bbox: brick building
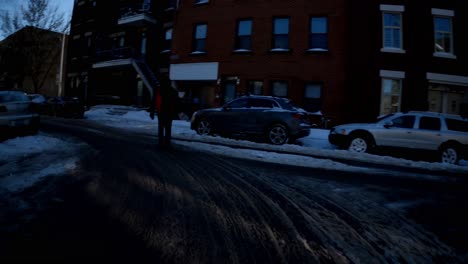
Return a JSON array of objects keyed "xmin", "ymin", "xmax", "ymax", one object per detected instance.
[
  {"xmin": 0, "ymin": 26, "xmax": 67, "ymax": 97},
  {"xmin": 66, "ymin": 0, "xmax": 175, "ymax": 107},
  {"xmin": 170, "ymin": 0, "xmax": 348, "ymax": 123},
  {"xmin": 66, "ymin": 0, "xmax": 468, "ymax": 124},
  {"xmin": 347, "ymin": 0, "xmax": 468, "ymax": 122}
]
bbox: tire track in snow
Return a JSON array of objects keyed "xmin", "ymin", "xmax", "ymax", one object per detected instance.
[{"xmin": 78, "ymin": 140, "xmax": 461, "ymax": 263}]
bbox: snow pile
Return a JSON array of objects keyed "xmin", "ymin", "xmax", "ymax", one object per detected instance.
[
  {"xmin": 85, "ymin": 105, "xmax": 152, "ymax": 124},
  {"xmin": 0, "ymin": 134, "xmax": 87, "ymax": 193},
  {"xmin": 84, "ymin": 105, "xmax": 468, "ymax": 173},
  {"xmin": 85, "ymin": 105, "xmax": 191, "ymax": 132},
  {"xmin": 0, "ymin": 135, "xmax": 71, "ymax": 161}
]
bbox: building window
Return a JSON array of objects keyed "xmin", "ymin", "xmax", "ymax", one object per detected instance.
[
  {"xmin": 247, "ymin": 81, "xmax": 263, "ymax": 95},
  {"xmin": 192, "ymin": 24, "xmax": 207, "ymax": 53},
  {"xmin": 235, "ymin": 19, "xmax": 252, "ymax": 51},
  {"xmin": 434, "ymin": 16, "xmax": 454, "ymax": 55},
  {"xmin": 272, "ymin": 18, "xmax": 289, "ymax": 50},
  {"xmin": 223, "ymin": 81, "xmax": 238, "ymax": 104},
  {"xmin": 271, "ymin": 81, "xmax": 288, "ymax": 97},
  {"xmin": 309, "ymin": 17, "xmax": 328, "ymax": 51},
  {"xmin": 86, "ymin": 36, "xmax": 92, "ymax": 48},
  {"xmin": 382, "ymin": 12, "xmax": 403, "ymax": 50},
  {"xmin": 428, "ymin": 83, "xmax": 466, "ymax": 115},
  {"xmin": 304, "ymin": 83, "xmax": 322, "ymax": 112},
  {"xmin": 380, "ymin": 78, "xmax": 402, "ymax": 115},
  {"xmin": 164, "ymin": 28, "xmax": 172, "ymax": 51},
  {"xmin": 83, "ymin": 34, "xmax": 92, "ymax": 56},
  {"xmin": 142, "ymin": 0, "xmax": 151, "ymax": 10}
]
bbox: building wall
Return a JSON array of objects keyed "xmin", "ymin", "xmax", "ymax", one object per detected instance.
[
  {"xmin": 0, "ymin": 27, "xmax": 66, "ymax": 97},
  {"xmin": 66, "ymin": 0, "xmax": 170, "ymax": 106},
  {"xmin": 348, "ymin": 0, "xmax": 468, "ymax": 122},
  {"xmin": 171, "ymin": 0, "xmax": 349, "ymax": 123},
  {"xmin": 65, "ymin": 0, "xmax": 468, "ymax": 123}
]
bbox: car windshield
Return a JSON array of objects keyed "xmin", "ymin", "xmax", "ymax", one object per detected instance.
[
  {"xmin": 277, "ymin": 99, "xmax": 303, "ymax": 111},
  {"xmin": 226, "ymin": 98, "xmax": 248, "ymax": 108},
  {"xmin": 376, "ymin": 113, "xmax": 394, "ymax": 122},
  {"xmin": 0, "ymin": 92, "xmax": 28, "ymax": 103}
]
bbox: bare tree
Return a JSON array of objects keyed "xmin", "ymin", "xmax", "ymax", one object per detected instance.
[
  {"xmin": 0, "ymin": 0, "xmax": 70, "ymax": 94},
  {"xmin": 1, "ymin": 0, "xmax": 69, "ymax": 38}
]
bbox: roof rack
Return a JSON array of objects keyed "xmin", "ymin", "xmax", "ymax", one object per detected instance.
[{"xmin": 407, "ymin": 111, "xmax": 463, "ymax": 119}]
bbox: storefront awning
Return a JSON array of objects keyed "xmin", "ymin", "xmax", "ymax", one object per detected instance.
[
  {"xmin": 427, "ymin": 73, "xmax": 468, "ymax": 87},
  {"xmin": 170, "ymin": 62, "xmax": 219, "ymax": 81}
]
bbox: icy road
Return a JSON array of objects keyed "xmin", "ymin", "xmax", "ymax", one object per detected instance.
[{"xmin": 1, "ymin": 119, "xmax": 467, "ymax": 263}]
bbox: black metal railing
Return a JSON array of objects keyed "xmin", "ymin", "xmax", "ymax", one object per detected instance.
[
  {"xmin": 95, "ymin": 47, "xmax": 136, "ymax": 62},
  {"xmin": 119, "ymin": 3, "xmax": 152, "ymax": 19},
  {"xmin": 133, "ymin": 59, "xmax": 160, "ymax": 88}
]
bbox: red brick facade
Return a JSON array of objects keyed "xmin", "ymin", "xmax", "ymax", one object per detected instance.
[
  {"xmin": 66, "ymin": 0, "xmax": 468, "ymax": 124},
  {"xmin": 170, "ymin": 0, "xmax": 349, "ymax": 124}
]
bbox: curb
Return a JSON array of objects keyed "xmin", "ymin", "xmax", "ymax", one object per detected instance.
[{"xmin": 41, "ymin": 117, "xmax": 468, "ymax": 178}]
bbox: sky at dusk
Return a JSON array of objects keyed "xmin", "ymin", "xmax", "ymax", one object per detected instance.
[
  {"xmin": 0, "ymin": 0, "xmax": 74, "ymax": 38},
  {"xmin": 0, "ymin": 0, "xmax": 74, "ymax": 19}
]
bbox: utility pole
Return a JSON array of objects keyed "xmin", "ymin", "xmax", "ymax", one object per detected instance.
[{"xmin": 58, "ymin": 33, "xmax": 66, "ymax": 96}]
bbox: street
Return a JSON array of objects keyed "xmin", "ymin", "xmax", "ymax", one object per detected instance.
[{"xmin": 1, "ymin": 120, "xmax": 468, "ymax": 263}]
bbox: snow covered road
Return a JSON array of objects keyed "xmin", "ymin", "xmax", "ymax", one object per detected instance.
[
  {"xmin": 1, "ymin": 115, "xmax": 468, "ymax": 262},
  {"xmin": 45, "ymin": 126, "xmax": 468, "ymax": 262}
]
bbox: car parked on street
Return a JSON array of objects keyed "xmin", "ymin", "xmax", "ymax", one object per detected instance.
[
  {"xmin": 190, "ymin": 95, "xmax": 311, "ymax": 145},
  {"xmin": 0, "ymin": 91, "xmax": 40, "ymax": 139},
  {"xmin": 27, "ymin": 93, "xmax": 48, "ymax": 114},
  {"xmin": 328, "ymin": 111, "xmax": 468, "ymax": 164},
  {"xmin": 46, "ymin": 96, "xmax": 85, "ymax": 118}
]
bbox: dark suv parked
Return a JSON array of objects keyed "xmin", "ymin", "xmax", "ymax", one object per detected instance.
[
  {"xmin": 190, "ymin": 95, "xmax": 311, "ymax": 145},
  {"xmin": 46, "ymin": 96, "xmax": 85, "ymax": 118}
]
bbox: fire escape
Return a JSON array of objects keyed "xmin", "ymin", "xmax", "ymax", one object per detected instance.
[{"xmin": 92, "ymin": 0, "xmax": 164, "ymax": 100}]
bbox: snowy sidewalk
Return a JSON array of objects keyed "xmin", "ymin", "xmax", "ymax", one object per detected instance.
[
  {"xmin": 81, "ymin": 105, "xmax": 468, "ymax": 176},
  {"xmin": 2, "ymin": 103, "xmax": 467, "ymax": 197}
]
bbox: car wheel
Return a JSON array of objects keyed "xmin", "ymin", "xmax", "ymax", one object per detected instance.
[
  {"xmin": 267, "ymin": 124, "xmax": 289, "ymax": 145},
  {"xmin": 348, "ymin": 136, "xmax": 371, "ymax": 153},
  {"xmin": 27, "ymin": 117, "xmax": 40, "ymax": 135},
  {"xmin": 197, "ymin": 120, "xmax": 212, "ymax": 135},
  {"xmin": 440, "ymin": 145, "xmax": 459, "ymax": 165}
]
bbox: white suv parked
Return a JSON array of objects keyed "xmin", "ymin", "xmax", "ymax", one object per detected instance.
[{"xmin": 328, "ymin": 112, "xmax": 468, "ymax": 164}]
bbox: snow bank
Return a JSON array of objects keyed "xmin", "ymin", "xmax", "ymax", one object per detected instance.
[
  {"xmin": 0, "ymin": 134, "xmax": 87, "ymax": 193},
  {"xmin": 84, "ymin": 105, "xmax": 468, "ymax": 173},
  {"xmin": 0, "ymin": 135, "xmax": 73, "ymax": 161}
]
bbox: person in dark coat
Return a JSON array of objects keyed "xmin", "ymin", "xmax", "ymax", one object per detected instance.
[{"xmin": 149, "ymin": 76, "xmax": 178, "ymax": 147}]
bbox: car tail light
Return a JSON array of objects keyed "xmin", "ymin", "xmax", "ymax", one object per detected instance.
[
  {"xmin": 0, "ymin": 105, "xmax": 6, "ymax": 113},
  {"xmin": 292, "ymin": 113, "xmax": 302, "ymax": 120}
]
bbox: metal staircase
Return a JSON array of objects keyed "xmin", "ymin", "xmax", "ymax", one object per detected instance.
[
  {"xmin": 131, "ymin": 59, "xmax": 160, "ymax": 99},
  {"xmin": 93, "ymin": 47, "xmax": 160, "ymax": 101}
]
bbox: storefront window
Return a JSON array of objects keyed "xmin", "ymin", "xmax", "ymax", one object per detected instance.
[
  {"xmin": 271, "ymin": 81, "xmax": 288, "ymax": 97},
  {"xmin": 380, "ymin": 78, "xmax": 401, "ymax": 115}
]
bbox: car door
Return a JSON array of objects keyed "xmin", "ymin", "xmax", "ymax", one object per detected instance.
[
  {"xmin": 378, "ymin": 115, "xmax": 416, "ymax": 148},
  {"xmin": 247, "ymin": 98, "xmax": 276, "ymax": 133},
  {"xmin": 216, "ymin": 98, "xmax": 249, "ymax": 134},
  {"xmin": 413, "ymin": 116, "xmax": 443, "ymax": 150}
]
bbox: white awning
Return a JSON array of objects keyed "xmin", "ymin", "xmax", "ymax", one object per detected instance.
[
  {"xmin": 427, "ymin": 72, "xmax": 468, "ymax": 87},
  {"xmin": 170, "ymin": 62, "xmax": 219, "ymax": 81}
]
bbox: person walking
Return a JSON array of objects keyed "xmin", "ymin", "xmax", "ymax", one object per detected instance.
[{"xmin": 149, "ymin": 76, "xmax": 178, "ymax": 148}]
